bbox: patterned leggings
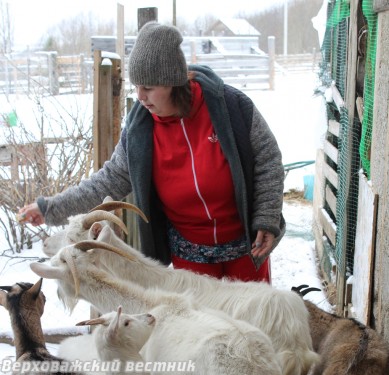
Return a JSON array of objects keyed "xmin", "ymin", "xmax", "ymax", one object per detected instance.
[{"xmin": 171, "ymin": 254, "xmax": 271, "ymax": 283}]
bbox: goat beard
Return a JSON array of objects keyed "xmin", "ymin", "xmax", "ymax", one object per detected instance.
[{"xmin": 57, "ymin": 283, "xmax": 78, "ymax": 313}]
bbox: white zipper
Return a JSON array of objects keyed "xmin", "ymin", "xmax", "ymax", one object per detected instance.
[{"xmin": 180, "ymin": 118, "xmax": 218, "ymax": 244}]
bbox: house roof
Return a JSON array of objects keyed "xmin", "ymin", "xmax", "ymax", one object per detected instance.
[{"xmin": 215, "ymin": 18, "xmax": 260, "ymax": 36}]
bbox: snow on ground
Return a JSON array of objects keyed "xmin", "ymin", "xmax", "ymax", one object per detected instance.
[{"xmin": 0, "ymin": 70, "xmax": 331, "ymax": 362}]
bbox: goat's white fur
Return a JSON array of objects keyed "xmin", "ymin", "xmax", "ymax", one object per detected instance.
[
  {"xmin": 42, "ymin": 196, "xmax": 145, "ymax": 258},
  {"xmin": 74, "ymin": 224, "xmax": 318, "ymax": 375},
  {"xmin": 58, "ymin": 306, "xmax": 155, "ymax": 375},
  {"xmin": 42, "ymin": 213, "xmax": 94, "ymax": 258},
  {"xmin": 31, "ymin": 246, "xmax": 283, "ymax": 375}
]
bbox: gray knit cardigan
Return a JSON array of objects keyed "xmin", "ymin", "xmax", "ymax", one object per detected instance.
[{"xmin": 38, "ymin": 64, "xmax": 285, "ymax": 268}]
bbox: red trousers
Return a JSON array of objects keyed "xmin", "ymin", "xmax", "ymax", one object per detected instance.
[{"xmin": 171, "ymin": 254, "xmax": 271, "ymax": 283}]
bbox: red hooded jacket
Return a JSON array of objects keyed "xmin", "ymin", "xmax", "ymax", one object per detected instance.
[{"xmin": 152, "ymin": 81, "xmax": 244, "ymax": 245}]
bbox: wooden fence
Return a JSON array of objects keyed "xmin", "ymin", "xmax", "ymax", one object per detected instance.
[
  {"xmin": 0, "ymin": 52, "xmax": 93, "ymax": 95},
  {"xmin": 1, "ymin": 48, "xmax": 319, "ymax": 96}
]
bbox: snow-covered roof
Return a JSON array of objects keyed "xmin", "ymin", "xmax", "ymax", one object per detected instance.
[{"xmin": 217, "ymin": 18, "xmax": 260, "ymax": 36}]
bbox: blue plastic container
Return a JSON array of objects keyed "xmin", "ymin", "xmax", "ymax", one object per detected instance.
[{"xmin": 303, "ymin": 175, "xmax": 314, "ymax": 201}]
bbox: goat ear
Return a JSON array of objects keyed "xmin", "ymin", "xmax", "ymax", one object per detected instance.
[
  {"xmin": 0, "ymin": 290, "xmax": 7, "ymax": 307},
  {"xmin": 97, "ymin": 225, "xmax": 112, "ymax": 242},
  {"xmin": 28, "ymin": 278, "xmax": 43, "ymax": 299},
  {"xmin": 90, "ymin": 222, "xmax": 103, "ymax": 240},
  {"xmin": 30, "ymin": 263, "xmax": 64, "ymax": 280}
]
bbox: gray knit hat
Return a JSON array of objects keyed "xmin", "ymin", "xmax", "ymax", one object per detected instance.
[{"xmin": 128, "ymin": 22, "xmax": 188, "ymax": 86}]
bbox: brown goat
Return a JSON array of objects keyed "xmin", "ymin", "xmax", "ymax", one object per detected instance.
[
  {"xmin": 292, "ymin": 285, "xmax": 389, "ymax": 375},
  {"xmin": 0, "ymin": 278, "xmax": 76, "ymax": 374}
]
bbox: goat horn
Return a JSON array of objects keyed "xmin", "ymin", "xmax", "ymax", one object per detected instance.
[
  {"xmin": 294, "ymin": 284, "xmax": 310, "ymax": 291},
  {"xmin": 76, "ymin": 317, "xmax": 106, "ymax": 326},
  {"xmin": 291, "ymin": 284, "xmax": 322, "ymax": 296},
  {"xmin": 109, "ymin": 305, "xmax": 122, "ymax": 338},
  {"xmin": 82, "ymin": 210, "xmax": 129, "ymax": 235},
  {"xmin": 299, "ymin": 287, "xmax": 322, "ymax": 296},
  {"xmin": 63, "ymin": 250, "xmax": 80, "ymax": 299},
  {"xmin": 74, "ymin": 240, "xmax": 137, "ymax": 262},
  {"xmin": 90, "ymin": 201, "xmax": 149, "ymax": 223},
  {"xmin": 291, "ymin": 284, "xmax": 309, "ymax": 296}
]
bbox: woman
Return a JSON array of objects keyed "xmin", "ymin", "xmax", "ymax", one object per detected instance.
[{"xmin": 19, "ymin": 21, "xmax": 285, "ymax": 283}]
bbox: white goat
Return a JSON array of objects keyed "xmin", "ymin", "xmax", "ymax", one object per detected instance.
[
  {"xmin": 58, "ymin": 306, "xmax": 155, "ymax": 375},
  {"xmin": 292, "ymin": 285, "xmax": 389, "ymax": 375},
  {"xmin": 42, "ymin": 197, "xmax": 148, "ymax": 257},
  {"xmin": 0, "ymin": 278, "xmax": 76, "ymax": 374},
  {"xmin": 31, "ymin": 245, "xmax": 283, "ymax": 375},
  {"xmin": 63, "ymin": 223, "xmax": 319, "ymax": 375}
]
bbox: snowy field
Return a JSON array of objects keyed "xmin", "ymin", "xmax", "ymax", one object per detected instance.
[{"xmin": 0, "ymin": 70, "xmax": 331, "ymax": 363}]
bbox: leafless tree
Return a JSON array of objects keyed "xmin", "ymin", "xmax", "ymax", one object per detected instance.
[
  {"xmin": 0, "ymin": 0, "xmax": 13, "ymax": 53},
  {"xmin": 0, "ymin": 92, "xmax": 93, "ymax": 252},
  {"xmin": 41, "ymin": 12, "xmax": 117, "ymax": 56},
  {"xmin": 247, "ymin": 0, "xmax": 322, "ymax": 54}
]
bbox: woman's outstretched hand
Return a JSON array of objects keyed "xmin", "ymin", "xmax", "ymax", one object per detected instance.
[{"xmin": 17, "ymin": 203, "xmax": 45, "ymax": 226}]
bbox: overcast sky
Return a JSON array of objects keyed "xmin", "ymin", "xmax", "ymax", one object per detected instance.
[{"xmin": 8, "ymin": 0, "xmax": 285, "ymax": 48}]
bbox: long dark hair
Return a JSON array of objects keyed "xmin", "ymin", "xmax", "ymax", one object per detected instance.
[{"xmin": 171, "ymin": 71, "xmax": 196, "ymax": 117}]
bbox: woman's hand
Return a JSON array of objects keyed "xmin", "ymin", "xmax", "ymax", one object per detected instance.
[
  {"xmin": 17, "ymin": 203, "xmax": 45, "ymax": 226},
  {"xmin": 251, "ymin": 230, "xmax": 275, "ymax": 258}
]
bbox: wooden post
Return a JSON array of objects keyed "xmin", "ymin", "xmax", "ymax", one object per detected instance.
[
  {"xmin": 117, "ymin": 3, "xmax": 125, "ymax": 118},
  {"xmin": 374, "ymin": 0, "xmax": 389, "ymax": 11},
  {"xmin": 268, "ymin": 36, "xmax": 275, "ymax": 90},
  {"xmin": 312, "ymin": 47, "xmax": 317, "ymax": 71},
  {"xmin": 172, "ymin": 0, "xmax": 176, "ymax": 26},
  {"xmin": 190, "ymin": 40, "xmax": 197, "ymax": 64},
  {"xmin": 112, "ymin": 58, "xmax": 122, "ymax": 147},
  {"xmin": 79, "ymin": 53, "xmax": 85, "ymax": 94},
  {"xmin": 4, "ymin": 57, "xmax": 10, "ymax": 98},
  {"xmin": 92, "ymin": 51, "xmax": 122, "ymax": 171},
  {"xmin": 334, "ymin": 0, "xmax": 360, "ymax": 316},
  {"xmin": 91, "ymin": 50, "xmax": 122, "ymax": 325},
  {"xmin": 137, "ymin": 7, "xmax": 158, "ymax": 30},
  {"xmin": 93, "ymin": 54, "xmax": 112, "ymax": 170},
  {"xmin": 122, "ymin": 97, "xmax": 141, "ymax": 250},
  {"xmin": 27, "ymin": 48, "xmax": 31, "ymax": 94},
  {"xmin": 47, "ymin": 52, "xmax": 59, "ymax": 96}
]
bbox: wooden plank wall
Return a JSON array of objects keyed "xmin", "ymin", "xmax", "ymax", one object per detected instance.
[
  {"xmin": 370, "ymin": 2, "xmax": 389, "ymax": 342},
  {"xmin": 312, "ymin": 120, "xmax": 339, "ymax": 284},
  {"xmin": 374, "ymin": 0, "xmax": 389, "ymax": 11},
  {"xmin": 351, "ymin": 171, "xmax": 377, "ymax": 325},
  {"xmin": 313, "ymin": 0, "xmax": 360, "ymax": 315}
]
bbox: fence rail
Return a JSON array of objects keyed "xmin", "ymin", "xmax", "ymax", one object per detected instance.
[
  {"xmin": 0, "ymin": 52, "xmax": 93, "ymax": 96},
  {"xmin": 0, "ymin": 49, "xmax": 319, "ymax": 96}
]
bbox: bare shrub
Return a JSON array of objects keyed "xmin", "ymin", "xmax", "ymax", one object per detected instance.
[{"xmin": 0, "ymin": 91, "xmax": 93, "ymax": 252}]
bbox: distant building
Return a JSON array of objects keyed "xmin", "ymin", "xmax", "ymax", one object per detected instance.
[
  {"xmin": 204, "ymin": 18, "xmax": 261, "ymax": 37},
  {"xmin": 91, "ymin": 36, "xmax": 136, "ymax": 56}
]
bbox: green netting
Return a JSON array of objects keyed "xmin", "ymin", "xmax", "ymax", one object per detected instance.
[
  {"xmin": 326, "ymin": 0, "xmax": 350, "ymax": 27},
  {"xmin": 318, "ymin": 0, "xmax": 374, "ymax": 278},
  {"xmin": 359, "ymin": 0, "xmax": 377, "ymax": 178},
  {"xmin": 335, "ymin": 107, "xmax": 360, "ymax": 275}
]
